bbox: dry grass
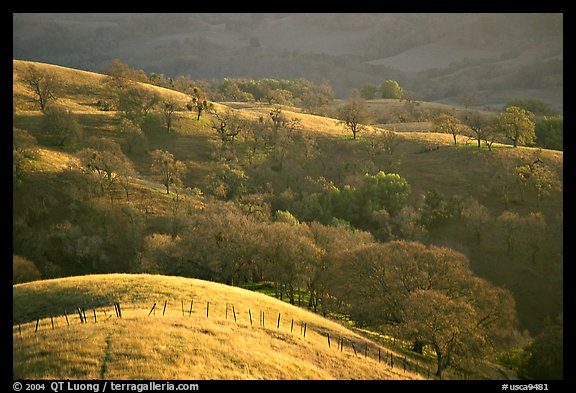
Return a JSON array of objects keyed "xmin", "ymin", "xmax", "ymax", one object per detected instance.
[
  {"xmin": 12, "ymin": 59, "xmax": 563, "ymax": 356},
  {"xmin": 13, "ymin": 274, "xmax": 424, "ymax": 380}
]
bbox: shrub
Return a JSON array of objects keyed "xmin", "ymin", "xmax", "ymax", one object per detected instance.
[{"xmin": 13, "ymin": 255, "xmax": 42, "ymax": 284}]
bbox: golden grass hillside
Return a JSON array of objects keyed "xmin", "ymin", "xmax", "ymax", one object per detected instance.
[
  {"xmin": 13, "ymin": 59, "xmax": 563, "ymax": 336},
  {"xmin": 13, "ymin": 274, "xmax": 424, "ymax": 380}
]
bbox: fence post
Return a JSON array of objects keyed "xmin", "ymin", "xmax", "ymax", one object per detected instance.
[
  {"xmin": 225, "ymin": 303, "xmax": 228, "ymax": 320},
  {"xmin": 364, "ymin": 342, "xmax": 368, "ymax": 358},
  {"xmin": 277, "ymin": 313, "xmax": 281, "ymax": 329},
  {"xmin": 327, "ymin": 333, "xmax": 331, "ymax": 348},
  {"xmin": 78, "ymin": 308, "xmax": 84, "ymax": 323},
  {"xmin": 148, "ymin": 303, "xmax": 157, "ymax": 316},
  {"xmin": 116, "ymin": 303, "xmax": 122, "ymax": 318},
  {"xmin": 162, "ymin": 300, "xmax": 167, "ymax": 316},
  {"xmin": 351, "ymin": 342, "xmax": 357, "ymax": 357},
  {"xmin": 303, "ymin": 323, "xmax": 307, "ymax": 338},
  {"xmin": 290, "ymin": 319, "xmax": 294, "ymax": 333},
  {"xmin": 51, "ymin": 315, "xmax": 55, "ymax": 329},
  {"xmin": 93, "ymin": 309, "xmax": 97, "ymax": 323},
  {"xmin": 232, "ymin": 305, "xmax": 237, "ymax": 323},
  {"xmin": 189, "ymin": 300, "xmax": 193, "ymax": 316},
  {"xmin": 206, "ymin": 302, "xmax": 210, "ymax": 318},
  {"xmin": 64, "ymin": 311, "xmax": 69, "ymax": 327},
  {"xmin": 378, "ymin": 347, "xmax": 381, "ymax": 363},
  {"xmin": 35, "ymin": 318, "xmax": 39, "ymax": 332},
  {"xmin": 248, "ymin": 309, "xmax": 253, "ymax": 325}
]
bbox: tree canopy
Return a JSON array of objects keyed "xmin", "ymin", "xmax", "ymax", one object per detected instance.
[
  {"xmin": 496, "ymin": 106, "xmax": 536, "ymax": 147},
  {"xmin": 327, "ymin": 240, "xmax": 519, "ymax": 378},
  {"xmin": 380, "ymin": 80, "xmax": 403, "ymax": 99}
]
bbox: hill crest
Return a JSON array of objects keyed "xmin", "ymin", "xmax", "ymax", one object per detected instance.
[{"xmin": 13, "ymin": 273, "xmax": 423, "ymax": 380}]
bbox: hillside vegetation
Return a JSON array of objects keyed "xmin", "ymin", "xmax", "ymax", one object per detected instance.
[
  {"xmin": 13, "ymin": 274, "xmax": 424, "ymax": 380},
  {"xmin": 13, "ymin": 60, "xmax": 563, "ymax": 379}
]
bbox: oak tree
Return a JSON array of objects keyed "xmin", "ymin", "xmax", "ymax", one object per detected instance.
[
  {"xmin": 496, "ymin": 106, "xmax": 536, "ymax": 147},
  {"xmin": 21, "ymin": 64, "xmax": 59, "ymax": 112},
  {"xmin": 434, "ymin": 112, "xmax": 463, "ymax": 145},
  {"xmin": 328, "ymin": 240, "xmax": 519, "ymax": 378},
  {"xmin": 150, "ymin": 149, "xmax": 187, "ymax": 195},
  {"xmin": 336, "ymin": 93, "xmax": 368, "ymax": 140}
]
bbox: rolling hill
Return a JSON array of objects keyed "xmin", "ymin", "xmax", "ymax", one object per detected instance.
[
  {"xmin": 12, "ymin": 59, "xmax": 563, "ymax": 379},
  {"xmin": 13, "ymin": 274, "xmax": 424, "ymax": 380},
  {"xmin": 13, "ymin": 13, "xmax": 563, "ymax": 111}
]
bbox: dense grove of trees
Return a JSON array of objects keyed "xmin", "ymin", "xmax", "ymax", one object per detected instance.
[
  {"xmin": 12, "ymin": 60, "xmax": 563, "ymax": 379},
  {"xmin": 328, "ymin": 241, "xmax": 518, "ymax": 378}
]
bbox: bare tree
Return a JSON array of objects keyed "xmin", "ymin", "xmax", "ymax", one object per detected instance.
[
  {"xmin": 150, "ymin": 149, "xmax": 187, "ymax": 195},
  {"xmin": 433, "ymin": 112, "xmax": 463, "ymax": 145},
  {"xmin": 187, "ymin": 87, "xmax": 212, "ymax": 121},
  {"xmin": 21, "ymin": 64, "xmax": 59, "ymax": 112},
  {"xmin": 78, "ymin": 137, "xmax": 136, "ymax": 203},
  {"xmin": 336, "ymin": 93, "xmax": 369, "ymax": 140},
  {"xmin": 161, "ymin": 100, "xmax": 178, "ymax": 133},
  {"xmin": 464, "ymin": 111, "xmax": 493, "ymax": 149}
]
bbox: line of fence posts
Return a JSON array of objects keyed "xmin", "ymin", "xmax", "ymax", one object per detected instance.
[
  {"xmin": 28, "ymin": 302, "xmax": 121, "ymax": 333},
  {"xmin": 16, "ymin": 297, "xmax": 437, "ymax": 380}
]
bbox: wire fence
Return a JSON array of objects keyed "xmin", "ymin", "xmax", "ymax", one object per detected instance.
[{"xmin": 13, "ymin": 296, "xmax": 438, "ymax": 379}]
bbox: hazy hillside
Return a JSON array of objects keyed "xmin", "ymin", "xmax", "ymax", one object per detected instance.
[{"xmin": 13, "ymin": 13, "xmax": 563, "ymax": 110}]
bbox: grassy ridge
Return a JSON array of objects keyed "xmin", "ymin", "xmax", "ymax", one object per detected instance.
[
  {"xmin": 13, "ymin": 274, "xmax": 424, "ymax": 380},
  {"xmin": 12, "ymin": 59, "xmax": 563, "ymax": 336}
]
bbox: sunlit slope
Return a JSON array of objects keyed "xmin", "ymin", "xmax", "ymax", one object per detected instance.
[
  {"xmin": 13, "ymin": 274, "xmax": 422, "ymax": 380},
  {"xmin": 13, "ymin": 60, "xmax": 191, "ymax": 112},
  {"xmin": 12, "ymin": 60, "xmax": 563, "ymax": 335}
]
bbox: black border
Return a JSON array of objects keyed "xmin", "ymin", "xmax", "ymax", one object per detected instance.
[{"xmin": 9, "ymin": 9, "xmax": 571, "ymax": 391}]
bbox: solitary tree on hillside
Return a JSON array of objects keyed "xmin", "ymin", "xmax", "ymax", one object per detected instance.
[
  {"xmin": 433, "ymin": 112, "xmax": 463, "ymax": 145},
  {"xmin": 336, "ymin": 93, "xmax": 369, "ymax": 140},
  {"xmin": 150, "ymin": 149, "xmax": 187, "ymax": 195},
  {"xmin": 380, "ymin": 80, "xmax": 403, "ymax": 99},
  {"xmin": 515, "ymin": 150, "xmax": 559, "ymax": 207},
  {"xmin": 464, "ymin": 111, "xmax": 494, "ymax": 149},
  {"xmin": 161, "ymin": 100, "xmax": 178, "ymax": 133},
  {"xmin": 496, "ymin": 106, "xmax": 536, "ymax": 148},
  {"xmin": 21, "ymin": 64, "xmax": 59, "ymax": 112},
  {"xmin": 187, "ymin": 87, "xmax": 212, "ymax": 121},
  {"xmin": 78, "ymin": 137, "xmax": 136, "ymax": 203}
]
